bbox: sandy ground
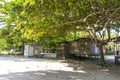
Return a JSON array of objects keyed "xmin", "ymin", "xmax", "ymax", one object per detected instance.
[{"xmin": 0, "ymin": 55, "xmax": 120, "ymax": 80}]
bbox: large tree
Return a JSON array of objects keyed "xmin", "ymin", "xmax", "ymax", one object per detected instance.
[
  {"xmin": 0, "ymin": 0, "xmax": 26, "ymax": 49},
  {"xmin": 2, "ymin": 0, "xmax": 120, "ymax": 66}
]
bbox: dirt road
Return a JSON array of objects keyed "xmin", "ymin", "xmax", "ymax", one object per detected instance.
[{"xmin": 0, "ymin": 55, "xmax": 120, "ymax": 80}]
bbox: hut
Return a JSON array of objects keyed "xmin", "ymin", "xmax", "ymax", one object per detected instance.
[
  {"xmin": 24, "ymin": 44, "xmax": 42, "ymax": 57},
  {"xmin": 56, "ymin": 38, "xmax": 99, "ymax": 58},
  {"xmin": 56, "ymin": 42, "xmax": 69, "ymax": 59}
]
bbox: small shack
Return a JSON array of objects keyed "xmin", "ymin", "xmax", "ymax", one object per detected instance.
[
  {"xmin": 56, "ymin": 38, "xmax": 99, "ymax": 58},
  {"xmin": 56, "ymin": 42, "xmax": 69, "ymax": 58},
  {"xmin": 24, "ymin": 44, "xmax": 42, "ymax": 57}
]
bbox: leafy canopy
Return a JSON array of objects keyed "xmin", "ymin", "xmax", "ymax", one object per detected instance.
[{"xmin": 1, "ymin": 0, "xmax": 120, "ymax": 49}]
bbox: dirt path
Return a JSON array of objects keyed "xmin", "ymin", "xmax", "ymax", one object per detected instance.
[{"xmin": 0, "ymin": 55, "xmax": 120, "ymax": 80}]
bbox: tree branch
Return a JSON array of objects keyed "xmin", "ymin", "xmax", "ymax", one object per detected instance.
[{"xmin": 83, "ymin": 7, "xmax": 120, "ymax": 22}]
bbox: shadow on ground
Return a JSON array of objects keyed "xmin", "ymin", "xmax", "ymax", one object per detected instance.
[
  {"xmin": 0, "ymin": 70, "xmax": 88, "ymax": 80},
  {"xmin": 0, "ymin": 55, "xmax": 120, "ymax": 80},
  {"xmin": 0, "ymin": 68, "xmax": 120, "ymax": 80}
]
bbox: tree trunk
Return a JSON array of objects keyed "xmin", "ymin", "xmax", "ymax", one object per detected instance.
[{"xmin": 98, "ymin": 43, "xmax": 106, "ymax": 67}]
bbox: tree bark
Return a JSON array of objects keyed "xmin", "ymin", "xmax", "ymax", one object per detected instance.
[{"xmin": 98, "ymin": 43, "xmax": 106, "ymax": 67}]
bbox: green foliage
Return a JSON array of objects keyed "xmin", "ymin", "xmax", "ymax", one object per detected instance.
[
  {"xmin": 1, "ymin": 0, "xmax": 120, "ymax": 51},
  {"xmin": 0, "ymin": 39, "xmax": 7, "ymax": 51}
]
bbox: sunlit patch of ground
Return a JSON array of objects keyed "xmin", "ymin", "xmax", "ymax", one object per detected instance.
[
  {"xmin": 0, "ymin": 55, "xmax": 119, "ymax": 80},
  {"xmin": 0, "ymin": 55, "xmax": 86, "ymax": 74}
]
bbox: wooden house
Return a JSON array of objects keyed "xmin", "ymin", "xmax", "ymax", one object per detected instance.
[{"xmin": 56, "ymin": 38, "xmax": 99, "ymax": 58}]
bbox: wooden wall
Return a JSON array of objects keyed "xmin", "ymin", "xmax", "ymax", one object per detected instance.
[{"xmin": 56, "ymin": 38, "xmax": 99, "ymax": 57}]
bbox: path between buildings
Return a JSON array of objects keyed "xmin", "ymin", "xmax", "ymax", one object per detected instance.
[{"xmin": 0, "ymin": 55, "xmax": 119, "ymax": 80}]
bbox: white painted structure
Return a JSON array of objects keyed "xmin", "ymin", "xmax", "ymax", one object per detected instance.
[
  {"xmin": 42, "ymin": 53, "xmax": 57, "ymax": 58},
  {"xmin": 90, "ymin": 44, "xmax": 99, "ymax": 55},
  {"xmin": 24, "ymin": 44, "xmax": 57, "ymax": 58},
  {"xmin": 24, "ymin": 44, "xmax": 42, "ymax": 57}
]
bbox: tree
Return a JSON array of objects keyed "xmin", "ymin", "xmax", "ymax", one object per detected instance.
[
  {"xmin": 0, "ymin": 0, "xmax": 27, "ymax": 50},
  {"xmin": 82, "ymin": 1, "xmax": 120, "ymax": 66},
  {"xmin": 2, "ymin": 0, "xmax": 120, "ymax": 66}
]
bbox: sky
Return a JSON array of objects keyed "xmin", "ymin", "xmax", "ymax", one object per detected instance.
[
  {"xmin": 0, "ymin": 22, "xmax": 6, "ymax": 28},
  {"xmin": 0, "ymin": 0, "xmax": 10, "ymax": 28},
  {"xmin": 6, "ymin": 0, "xmax": 11, "ymax": 2}
]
